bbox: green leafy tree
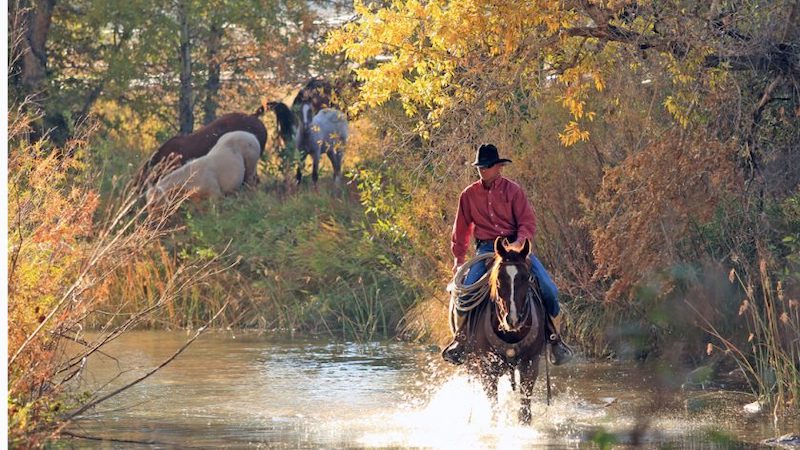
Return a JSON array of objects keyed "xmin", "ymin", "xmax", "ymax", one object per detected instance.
[{"xmin": 9, "ymin": 0, "xmax": 348, "ymax": 146}]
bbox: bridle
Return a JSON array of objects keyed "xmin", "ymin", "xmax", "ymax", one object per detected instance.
[{"xmin": 491, "ymin": 259, "xmax": 533, "ymax": 333}]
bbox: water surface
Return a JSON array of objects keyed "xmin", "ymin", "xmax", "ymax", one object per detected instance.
[{"xmin": 66, "ymin": 331, "xmax": 797, "ymax": 448}]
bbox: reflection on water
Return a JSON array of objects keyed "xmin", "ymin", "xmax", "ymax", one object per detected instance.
[{"xmin": 67, "ymin": 331, "xmax": 796, "ymax": 448}]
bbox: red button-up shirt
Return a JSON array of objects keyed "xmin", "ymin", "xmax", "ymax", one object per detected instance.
[{"xmin": 451, "ymin": 176, "xmax": 537, "ymax": 265}]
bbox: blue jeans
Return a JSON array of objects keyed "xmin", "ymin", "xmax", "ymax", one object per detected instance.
[{"xmin": 463, "ymin": 242, "xmax": 560, "ymax": 317}]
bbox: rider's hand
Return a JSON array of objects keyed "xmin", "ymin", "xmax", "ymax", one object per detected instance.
[
  {"xmin": 507, "ymin": 238, "xmax": 526, "ymax": 252},
  {"xmin": 452, "ymin": 259, "xmax": 463, "ymax": 276}
]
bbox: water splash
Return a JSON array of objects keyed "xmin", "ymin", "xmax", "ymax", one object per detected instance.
[{"xmin": 353, "ymin": 373, "xmax": 568, "ymax": 449}]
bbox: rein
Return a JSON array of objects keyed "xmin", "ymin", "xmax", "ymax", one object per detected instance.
[{"xmin": 514, "ymin": 289, "xmax": 532, "ymax": 326}]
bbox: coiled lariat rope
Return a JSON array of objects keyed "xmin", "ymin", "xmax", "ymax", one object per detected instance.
[{"xmin": 446, "ymin": 252, "xmax": 496, "ymax": 312}]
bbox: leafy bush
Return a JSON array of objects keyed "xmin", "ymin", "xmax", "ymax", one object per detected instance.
[{"xmin": 8, "ymin": 106, "xmax": 217, "ymax": 445}]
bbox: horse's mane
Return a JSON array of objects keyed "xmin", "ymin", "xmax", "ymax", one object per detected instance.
[
  {"xmin": 488, "ymin": 255, "xmax": 503, "ymax": 302},
  {"xmin": 268, "ymin": 101, "xmax": 296, "ymax": 140}
]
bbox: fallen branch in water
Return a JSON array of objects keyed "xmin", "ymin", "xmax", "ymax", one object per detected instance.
[
  {"xmin": 59, "ymin": 430, "xmax": 170, "ymax": 447},
  {"xmin": 54, "ymin": 302, "xmax": 230, "ymax": 435}
]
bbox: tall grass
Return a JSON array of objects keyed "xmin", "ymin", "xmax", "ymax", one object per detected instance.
[
  {"xmin": 7, "ymin": 103, "xmax": 223, "ymax": 445},
  {"xmin": 694, "ymin": 259, "xmax": 799, "ymax": 417},
  {"xmin": 88, "ymin": 241, "xmax": 238, "ymax": 330},
  {"xmin": 96, "ymin": 186, "xmax": 419, "ymax": 339}
]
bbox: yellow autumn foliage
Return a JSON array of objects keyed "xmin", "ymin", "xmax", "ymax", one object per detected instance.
[{"xmin": 325, "ymin": 0, "xmax": 672, "ymax": 144}]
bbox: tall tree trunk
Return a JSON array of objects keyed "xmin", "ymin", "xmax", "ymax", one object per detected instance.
[
  {"xmin": 178, "ymin": 0, "xmax": 194, "ymax": 135},
  {"xmin": 780, "ymin": 0, "xmax": 799, "ymax": 43},
  {"xmin": 203, "ymin": 16, "xmax": 223, "ymax": 125},
  {"xmin": 11, "ymin": 0, "xmax": 71, "ymax": 146},
  {"xmin": 16, "ymin": 0, "xmax": 56, "ymax": 96}
]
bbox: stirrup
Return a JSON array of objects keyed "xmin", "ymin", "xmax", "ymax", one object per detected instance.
[
  {"xmin": 548, "ymin": 335, "xmax": 574, "ymax": 366},
  {"xmin": 441, "ymin": 337, "xmax": 467, "ymax": 365}
]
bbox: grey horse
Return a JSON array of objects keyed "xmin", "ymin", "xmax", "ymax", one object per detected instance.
[{"xmin": 295, "ymin": 106, "xmax": 349, "ymax": 186}]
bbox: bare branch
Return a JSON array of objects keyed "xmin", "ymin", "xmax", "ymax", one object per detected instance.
[{"xmin": 59, "ymin": 302, "xmax": 229, "ymax": 424}]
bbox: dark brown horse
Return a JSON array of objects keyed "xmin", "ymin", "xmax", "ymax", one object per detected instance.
[
  {"xmin": 291, "ymin": 77, "xmax": 333, "ymax": 125},
  {"xmin": 454, "ymin": 237, "xmax": 547, "ymax": 424},
  {"xmin": 140, "ymin": 109, "xmax": 268, "ymax": 185}
]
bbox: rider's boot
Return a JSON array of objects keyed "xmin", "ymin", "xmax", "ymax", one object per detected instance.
[
  {"xmin": 441, "ymin": 311, "xmax": 468, "ymax": 365},
  {"xmin": 547, "ymin": 315, "xmax": 574, "ymax": 366}
]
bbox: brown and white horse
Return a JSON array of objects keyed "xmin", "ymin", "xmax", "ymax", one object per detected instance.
[
  {"xmin": 267, "ymin": 97, "xmax": 349, "ymax": 187},
  {"xmin": 452, "ymin": 237, "xmax": 547, "ymax": 424},
  {"xmin": 145, "ymin": 131, "xmax": 261, "ymax": 207},
  {"xmin": 139, "ymin": 110, "xmax": 267, "ymax": 187},
  {"xmin": 264, "ymin": 78, "xmax": 352, "ymax": 187}
]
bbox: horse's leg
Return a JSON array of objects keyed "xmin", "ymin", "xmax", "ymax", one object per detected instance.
[
  {"xmin": 328, "ymin": 148, "xmax": 344, "ymax": 187},
  {"xmin": 517, "ymin": 358, "xmax": 540, "ymax": 425},
  {"xmin": 334, "ymin": 148, "xmax": 344, "ymax": 184},
  {"xmin": 239, "ymin": 156, "xmax": 255, "ymax": 189},
  {"xmin": 478, "ymin": 359, "xmax": 500, "ymax": 408},
  {"xmin": 243, "ymin": 158, "xmax": 257, "ymax": 187},
  {"xmin": 206, "ymin": 181, "xmax": 223, "ymax": 200},
  {"xmin": 336, "ymin": 151, "xmax": 344, "ymax": 185},
  {"xmin": 296, "ymin": 152, "xmax": 306, "ymax": 185},
  {"xmin": 311, "ymin": 146, "xmax": 321, "ymax": 188}
]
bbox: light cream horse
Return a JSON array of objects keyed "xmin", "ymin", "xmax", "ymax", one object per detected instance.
[{"xmin": 146, "ymin": 131, "xmax": 260, "ymax": 206}]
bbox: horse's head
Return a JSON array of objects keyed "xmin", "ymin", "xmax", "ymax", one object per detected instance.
[
  {"xmin": 489, "ymin": 237, "xmax": 532, "ymax": 332},
  {"xmin": 293, "ymin": 78, "xmax": 333, "ymax": 112},
  {"xmin": 299, "ymin": 102, "xmax": 314, "ymax": 130},
  {"xmin": 294, "ymin": 102, "xmax": 319, "ymax": 152}
]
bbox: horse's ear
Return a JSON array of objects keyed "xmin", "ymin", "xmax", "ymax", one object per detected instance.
[
  {"xmin": 494, "ymin": 236, "xmax": 508, "ymax": 258},
  {"xmin": 522, "ymin": 239, "xmax": 531, "ymax": 257}
]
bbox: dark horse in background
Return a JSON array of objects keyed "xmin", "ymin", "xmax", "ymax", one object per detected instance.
[
  {"xmin": 137, "ymin": 109, "xmax": 268, "ymax": 187},
  {"xmin": 292, "ymin": 77, "xmax": 334, "ymax": 125},
  {"xmin": 450, "ymin": 237, "xmax": 547, "ymax": 424}
]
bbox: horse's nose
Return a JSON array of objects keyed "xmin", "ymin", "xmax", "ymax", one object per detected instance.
[{"xmin": 507, "ymin": 312, "xmax": 518, "ymax": 327}]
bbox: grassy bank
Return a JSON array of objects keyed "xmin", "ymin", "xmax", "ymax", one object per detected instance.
[{"xmin": 95, "ymin": 185, "xmax": 419, "ymax": 340}]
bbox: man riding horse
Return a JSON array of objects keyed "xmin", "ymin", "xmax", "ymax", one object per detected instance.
[{"xmin": 442, "ymin": 143, "xmax": 573, "ymax": 366}]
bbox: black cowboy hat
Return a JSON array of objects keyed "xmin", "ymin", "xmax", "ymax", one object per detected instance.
[{"xmin": 472, "ymin": 143, "xmax": 512, "ymax": 168}]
